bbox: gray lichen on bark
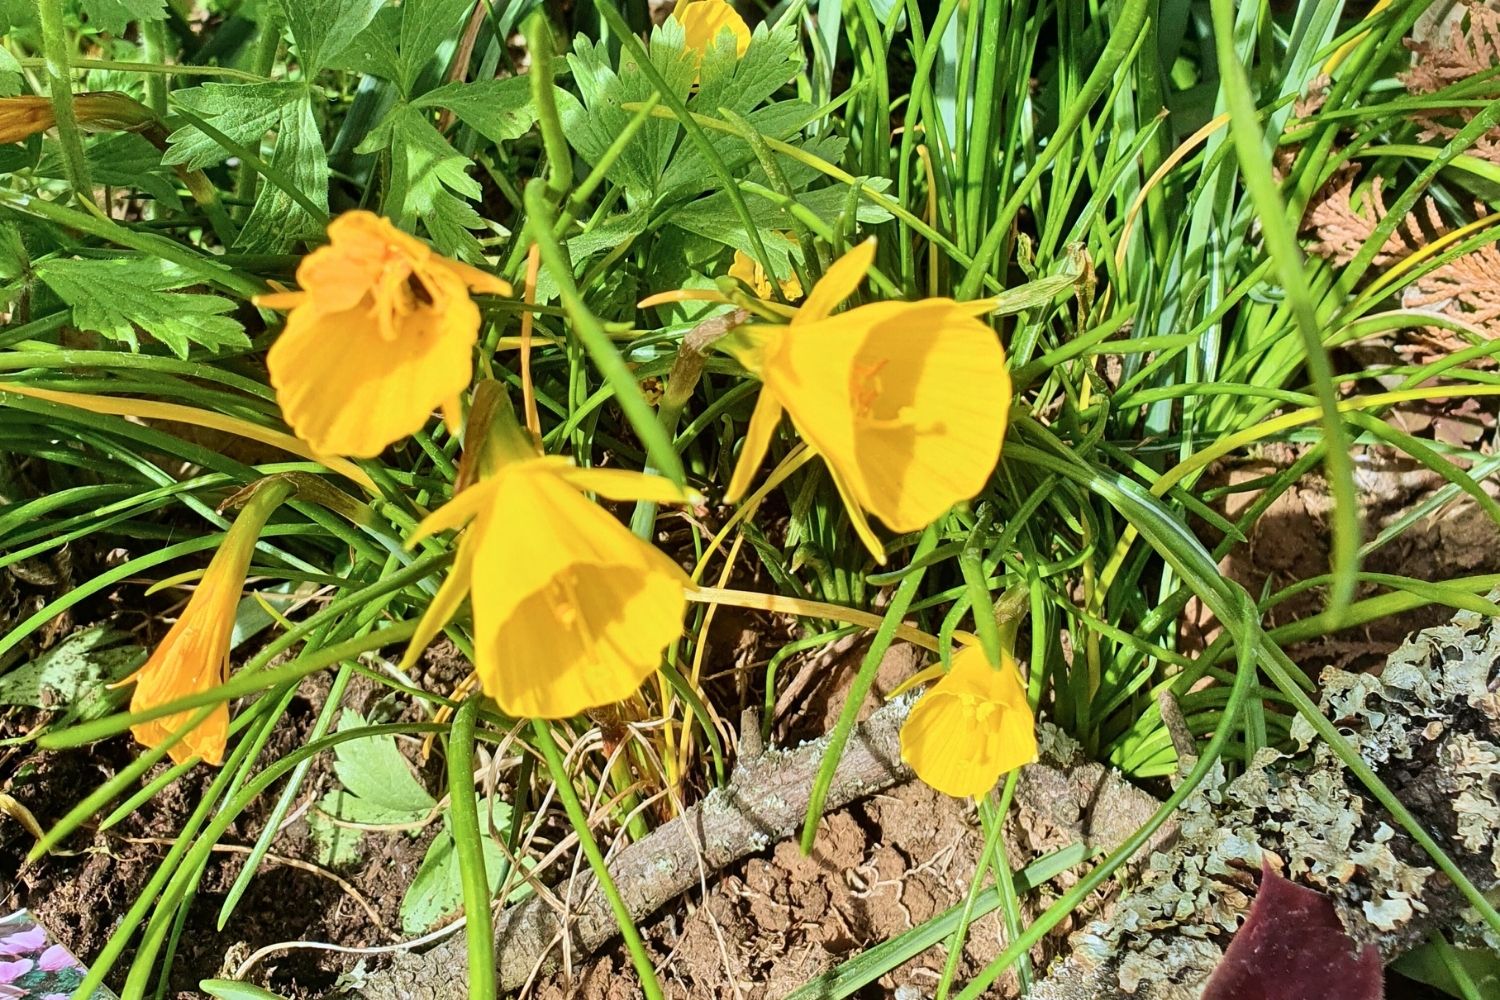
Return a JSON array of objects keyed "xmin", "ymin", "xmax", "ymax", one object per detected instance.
[{"xmin": 1033, "ymin": 603, "xmax": 1500, "ymax": 999}]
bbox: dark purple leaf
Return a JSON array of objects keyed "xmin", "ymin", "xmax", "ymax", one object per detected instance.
[{"xmin": 1202, "ymin": 859, "xmax": 1383, "ymax": 1000}]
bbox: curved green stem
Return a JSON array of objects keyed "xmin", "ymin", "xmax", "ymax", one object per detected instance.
[
  {"xmin": 37, "ymin": 0, "xmax": 97, "ymax": 208},
  {"xmin": 532, "ymin": 719, "xmax": 665, "ymax": 1000},
  {"xmin": 450, "ymin": 696, "xmax": 496, "ymax": 1000}
]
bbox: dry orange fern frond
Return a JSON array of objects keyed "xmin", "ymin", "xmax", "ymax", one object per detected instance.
[
  {"xmin": 1303, "ymin": 170, "xmax": 1500, "ymax": 356},
  {"xmin": 1400, "ymin": 2, "xmax": 1500, "ymax": 163},
  {"xmin": 1303, "ymin": 173, "xmax": 1446, "ymax": 268}
]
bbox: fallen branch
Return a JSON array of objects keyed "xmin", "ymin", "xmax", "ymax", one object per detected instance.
[
  {"xmin": 1031, "ymin": 602, "xmax": 1500, "ymax": 999},
  {"xmin": 356, "ymin": 690, "xmax": 1162, "ymax": 997}
]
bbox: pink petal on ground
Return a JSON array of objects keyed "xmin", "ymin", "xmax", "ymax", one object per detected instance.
[
  {"xmin": 0, "ymin": 959, "xmax": 33, "ymax": 984},
  {"xmin": 37, "ymin": 944, "xmax": 79, "ymax": 972},
  {"xmin": 0, "ymin": 927, "xmax": 45, "ymax": 956}
]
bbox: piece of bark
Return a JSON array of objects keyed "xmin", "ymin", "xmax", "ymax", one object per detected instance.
[
  {"xmin": 1030, "ymin": 602, "xmax": 1500, "ymax": 1000},
  {"xmin": 356, "ymin": 698, "xmax": 1162, "ymax": 997}
]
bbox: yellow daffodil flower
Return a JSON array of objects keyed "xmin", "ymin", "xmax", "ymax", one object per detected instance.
[
  {"xmin": 899, "ymin": 643, "xmax": 1036, "ymax": 798},
  {"xmin": 719, "ymin": 238, "xmax": 1011, "ymax": 561},
  {"xmin": 255, "ymin": 211, "xmax": 512, "ymax": 458},
  {"xmin": 674, "ymin": 0, "xmax": 751, "ymax": 60},
  {"xmin": 405, "ymin": 437, "xmax": 694, "ymax": 720},
  {"xmin": 728, "ymin": 236, "xmax": 803, "ymax": 302},
  {"xmin": 118, "ymin": 483, "xmax": 291, "ymax": 766}
]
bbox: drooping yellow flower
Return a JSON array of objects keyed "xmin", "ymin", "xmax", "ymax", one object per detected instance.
[
  {"xmin": 255, "ymin": 211, "xmax": 512, "ymax": 458},
  {"xmin": 720, "ymin": 238, "xmax": 1011, "ymax": 561},
  {"xmin": 0, "ymin": 92, "xmax": 155, "ymax": 145},
  {"xmin": 405, "ymin": 440, "xmax": 694, "ymax": 720},
  {"xmin": 118, "ymin": 483, "xmax": 291, "ymax": 766},
  {"xmin": 673, "ymin": 0, "xmax": 751, "ymax": 60},
  {"xmin": 899, "ymin": 643, "xmax": 1036, "ymax": 798},
  {"xmin": 728, "ymin": 237, "xmax": 803, "ymax": 302}
]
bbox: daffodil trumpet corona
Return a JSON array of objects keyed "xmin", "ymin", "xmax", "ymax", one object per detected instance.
[
  {"xmin": 117, "ymin": 481, "xmax": 293, "ymax": 766},
  {"xmin": 404, "ymin": 402, "xmax": 696, "ymax": 720},
  {"xmin": 899, "ymin": 642, "xmax": 1037, "ymax": 799},
  {"xmin": 716, "ymin": 238, "xmax": 1012, "ymax": 562},
  {"xmin": 255, "ymin": 211, "xmax": 512, "ymax": 459}
]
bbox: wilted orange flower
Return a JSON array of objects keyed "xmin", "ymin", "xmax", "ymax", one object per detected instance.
[
  {"xmin": 0, "ymin": 91, "xmax": 154, "ymax": 145},
  {"xmin": 674, "ymin": 0, "xmax": 751, "ymax": 60},
  {"xmin": 0, "ymin": 97, "xmax": 55, "ymax": 145},
  {"xmin": 718, "ymin": 238, "xmax": 1011, "ymax": 561},
  {"xmin": 405, "ymin": 427, "xmax": 694, "ymax": 720},
  {"xmin": 899, "ymin": 643, "xmax": 1036, "ymax": 798},
  {"xmin": 119, "ymin": 483, "xmax": 290, "ymax": 766},
  {"xmin": 255, "ymin": 211, "xmax": 512, "ymax": 458}
]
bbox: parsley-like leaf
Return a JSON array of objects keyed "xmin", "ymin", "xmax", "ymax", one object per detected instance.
[
  {"xmin": 80, "ymin": 0, "xmax": 167, "ymax": 35},
  {"xmin": 358, "ymin": 104, "xmax": 486, "ymax": 260},
  {"xmin": 165, "ymin": 82, "xmax": 329, "ymax": 251},
  {"xmin": 36, "ymin": 256, "xmax": 249, "ymax": 358},
  {"xmin": 271, "ymin": 0, "xmax": 386, "ymax": 77},
  {"xmin": 413, "ymin": 76, "xmax": 537, "ymax": 146}
]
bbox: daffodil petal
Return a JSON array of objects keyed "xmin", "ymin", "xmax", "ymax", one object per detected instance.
[
  {"xmin": 433, "ymin": 255, "xmax": 513, "ymax": 297},
  {"xmin": 825, "ymin": 459, "xmax": 886, "ymax": 563},
  {"xmin": 899, "ymin": 644, "xmax": 1036, "ymax": 798},
  {"xmin": 132, "ymin": 703, "xmax": 228, "ymax": 767},
  {"xmin": 407, "ymin": 479, "xmax": 498, "ymax": 547},
  {"xmin": 401, "ymin": 531, "xmax": 477, "ymax": 671},
  {"xmin": 441, "ymin": 396, "xmax": 464, "ymax": 437},
  {"xmin": 900, "ymin": 690, "xmax": 986, "ymax": 797},
  {"xmin": 559, "ymin": 467, "xmax": 699, "ymax": 505},
  {"xmin": 674, "ymin": 0, "xmax": 752, "ymax": 58},
  {"xmin": 797, "ymin": 237, "xmax": 876, "ymax": 324},
  {"xmin": 843, "ymin": 300, "xmax": 1010, "ymax": 531},
  {"xmin": 470, "ymin": 467, "xmax": 690, "ymax": 718},
  {"xmin": 253, "ymin": 291, "xmax": 307, "ymax": 310},
  {"xmin": 724, "ymin": 390, "xmax": 783, "ymax": 504},
  {"xmin": 268, "ymin": 277, "xmax": 479, "ymax": 458}
]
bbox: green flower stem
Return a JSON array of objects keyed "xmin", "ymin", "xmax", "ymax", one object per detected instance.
[
  {"xmin": 801, "ymin": 526, "xmax": 938, "ymax": 854},
  {"xmin": 72, "ymin": 724, "xmax": 447, "ymax": 999},
  {"xmin": 216, "ymin": 652, "xmax": 354, "ymax": 928},
  {"xmin": 523, "ymin": 180, "xmax": 686, "ymax": 485},
  {"xmin": 140, "ymin": 19, "xmax": 170, "ymax": 115},
  {"xmin": 1209, "ymin": 0, "xmax": 1359, "ymax": 622},
  {"xmin": 0, "ymin": 188, "xmax": 262, "ymax": 297},
  {"xmin": 532, "ymin": 719, "xmax": 665, "ymax": 1000},
  {"xmin": 235, "ymin": 7, "xmax": 283, "ymax": 211},
  {"xmin": 450, "ymin": 696, "xmax": 497, "ymax": 1000},
  {"xmin": 37, "ymin": 0, "xmax": 96, "ymax": 208},
  {"xmin": 525, "ymin": 12, "xmax": 573, "ymax": 201},
  {"xmin": 17, "ymin": 56, "xmax": 268, "ymax": 82},
  {"xmin": 955, "ymin": 611, "xmax": 1258, "ymax": 998}
]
